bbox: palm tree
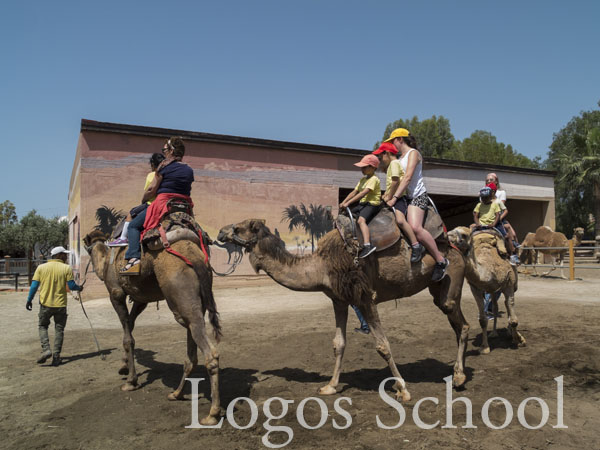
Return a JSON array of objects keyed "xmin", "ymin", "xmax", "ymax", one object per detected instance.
[
  {"xmin": 553, "ymin": 127, "xmax": 600, "ymax": 238},
  {"xmin": 281, "ymin": 203, "xmax": 333, "ymax": 253},
  {"xmin": 95, "ymin": 205, "xmax": 125, "ymax": 236}
]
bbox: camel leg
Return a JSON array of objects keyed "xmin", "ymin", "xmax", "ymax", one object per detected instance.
[
  {"xmin": 503, "ymin": 288, "xmax": 526, "ymax": 347},
  {"xmin": 318, "ymin": 301, "xmax": 348, "ymax": 396},
  {"xmin": 109, "ymin": 293, "xmax": 139, "ymax": 391},
  {"xmin": 118, "ymin": 301, "xmax": 148, "ymax": 375},
  {"xmin": 489, "ymin": 299, "xmax": 499, "ymax": 337},
  {"xmin": 430, "ymin": 274, "xmax": 469, "ymax": 388},
  {"xmin": 468, "ymin": 284, "xmax": 490, "ymax": 354},
  {"xmin": 160, "ymin": 271, "xmax": 221, "ymax": 426},
  {"xmin": 360, "ymin": 301, "xmax": 411, "ymax": 402},
  {"xmin": 168, "ymin": 328, "xmax": 198, "ymax": 400}
]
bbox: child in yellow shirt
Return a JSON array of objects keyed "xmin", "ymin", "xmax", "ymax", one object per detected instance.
[{"xmin": 340, "ymin": 154, "xmax": 382, "ymax": 258}]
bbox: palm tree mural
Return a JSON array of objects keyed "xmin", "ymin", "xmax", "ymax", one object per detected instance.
[
  {"xmin": 94, "ymin": 205, "xmax": 126, "ymax": 236},
  {"xmin": 281, "ymin": 203, "xmax": 333, "ymax": 253}
]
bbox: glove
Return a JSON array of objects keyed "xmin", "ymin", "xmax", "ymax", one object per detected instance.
[{"xmin": 26, "ymin": 300, "xmax": 33, "ymax": 311}]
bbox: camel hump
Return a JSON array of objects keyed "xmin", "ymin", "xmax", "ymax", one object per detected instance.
[{"xmin": 472, "ymin": 231, "xmax": 508, "ymax": 257}]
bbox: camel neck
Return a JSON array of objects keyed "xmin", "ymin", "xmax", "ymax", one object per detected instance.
[{"xmin": 249, "ymin": 245, "xmax": 329, "ymax": 292}]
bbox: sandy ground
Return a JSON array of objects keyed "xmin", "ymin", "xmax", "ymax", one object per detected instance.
[{"xmin": 1, "ymin": 273, "xmax": 599, "ymax": 449}]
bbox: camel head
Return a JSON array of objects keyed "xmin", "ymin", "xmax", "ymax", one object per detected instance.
[
  {"xmin": 573, "ymin": 227, "xmax": 584, "ymax": 243},
  {"xmin": 447, "ymin": 226, "xmax": 471, "ymax": 254},
  {"xmin": 83, "ymin": 229, "xmax": 110, "ymax": 281},
  {"xmin": 217, "ymin": 219, "xmax": 268, "ymax": 250}
]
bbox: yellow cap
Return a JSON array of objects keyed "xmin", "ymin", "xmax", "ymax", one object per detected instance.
[{"xmin": 384, "ymin": 128, "xmax": 410, "ymax": 142}]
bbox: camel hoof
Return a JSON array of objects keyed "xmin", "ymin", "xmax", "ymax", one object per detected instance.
[
  {"xmin": 453, "ymin": 373, "xmax": 466, "ymax": 388},
  {"xmin": 479, "ymin": 346, "xmax": 491, "ymax": 355},
  {"xmin": 395, "ymin": 390, "xmax": 411, "ymax": 403},
  {"xmin": 167, "ymin": 392, "xmax": 182, "ymax": 401},
  {"xmin": 118, "ymin": 366, "xmax": 129, "ymax": 375},
  {"xmin": 200, "ymin": 416, "xmax": 219, "ymax": 426},
  {"xmin": 121, "ymin": 383, "xmax": 137, "ymax": 392},
  {"xmin": 318, "ymin": 385, "xmax": 337, "ymax": 396}
]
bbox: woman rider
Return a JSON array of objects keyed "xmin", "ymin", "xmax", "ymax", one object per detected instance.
[
  {"xmin": 121, "ymin": 137, "xmax": 194, "ymax": 275},
  {"xmin": 384, "ymin": 128, "xmax": 448, "ymax": 282}
]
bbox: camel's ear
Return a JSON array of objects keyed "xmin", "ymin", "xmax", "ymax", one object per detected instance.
[{"xmin": 250, "ymin": 219, "xmax": 266, "ymax": 232}]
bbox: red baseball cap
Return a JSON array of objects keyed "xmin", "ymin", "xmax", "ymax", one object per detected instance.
[
  {"xmin": 354, "ymin": 154, "xmax": 380, "ymax": 168},
  {"xmin": 372, "ymin": 142, "xmax": 398, "ymax": 155},
  {"xmin": 486, "ymin": 182, "xmax": 497, "ymax": 191}
]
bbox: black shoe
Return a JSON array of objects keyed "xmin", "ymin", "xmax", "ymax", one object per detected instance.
[
  {"xmin": 36, "ymin": 350, "xmax": 52, "ymax": 364},
  {"xmin": 354, "ymin": 327, "xmax": 370, "ymax": 335},
  {"xmin": 410, "ymin": 243, "xmax": 426, "ymax": 263},
  {"xmin": 432, "ymin": 258, "xmax": 449, "ymax": 282},
  {"xmin": 359, "ymin": 244, "xmax": 377, "ymax": 258},
  {"xmin": 51, "ymin": 354, "xmax": 62, "ymax": 367}
]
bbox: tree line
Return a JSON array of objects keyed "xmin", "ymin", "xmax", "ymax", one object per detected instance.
[{"xmin": 0, "ymin": 201, "xmax": 68, "ymax": 259}]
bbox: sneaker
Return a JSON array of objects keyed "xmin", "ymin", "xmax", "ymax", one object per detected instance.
[
  {"xmin": 485, "ymin": 314, "xmax": 495, "ymax": 321},
  {"xmin": 51, "ymin": 354, "xmax": 62, "ymax": 367},
  {"xmin": 354, "ymin": 327, "xmax": 370, "ymax": 335},
  {"xmin": 36, "ymin": 350, "xmax": 52, "ymax": 364},
  {"xmin": 359, "ymin": 244, "xmax": 377, "ymax": 258},
  {"xmin": 410, "ymin": 243, "xmax": 426, "ymax": 263},
  {"xmin": 431, "ymin": 258, "xmax": 449, "ymax": 282},
  {"xmin": 509, "ymin": 254, "xmax": 520, "ymax": 266},
  {"xmin": 108, "ymin": 237, "xmax": 128, "ymax": 247}
]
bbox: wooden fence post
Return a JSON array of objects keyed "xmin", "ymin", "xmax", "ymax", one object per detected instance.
[{"xmin": 569, "ymin": 239, "xmax": 575, "ymax": 281}]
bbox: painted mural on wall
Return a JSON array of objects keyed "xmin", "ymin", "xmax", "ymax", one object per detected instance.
[
  {"xmin": 281, "ymin": 203, "xmax": 333, "ymax": 253},
  {"xmin": 94, "ymin": 205, "xmax": 125, "ymax": 236}
]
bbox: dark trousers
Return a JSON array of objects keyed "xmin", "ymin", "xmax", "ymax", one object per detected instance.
[
  {"xmin": 38, "ymin": 305, "xmax": 68, "ymax": 355},
  {"xmin": 351, "ymin": 305, "xmax": 370, "ymax": 331},
  {"xmin": 125, "ymin": 208, "xmax": 147, "ymax": 259}
]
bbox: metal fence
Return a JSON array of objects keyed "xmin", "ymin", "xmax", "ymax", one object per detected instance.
[
  {"xmin": 0, "ymin": 258, "xmax": 44, "ymax": 291},
  {"xmin": 519, "ymin": 240, "xmax": 600, "ymax": 280}
]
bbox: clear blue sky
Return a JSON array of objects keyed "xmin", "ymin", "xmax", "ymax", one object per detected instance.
[{"xmin": 1, "ymin": 0, "xmax": 599, "ymax": 218}]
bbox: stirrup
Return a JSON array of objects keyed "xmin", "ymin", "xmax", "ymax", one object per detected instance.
[{"xmin": 120, "ymin": 258, "xmax": 140, "ymax": 275}]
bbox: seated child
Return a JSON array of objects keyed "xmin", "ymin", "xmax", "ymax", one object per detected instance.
[
  {"xmin": 339, "ymin": 154, "xmax": 382, "ymax": 258},
  {"xmin": 472, "ymin": 185, "xmax": 519, "ymax": 265}
]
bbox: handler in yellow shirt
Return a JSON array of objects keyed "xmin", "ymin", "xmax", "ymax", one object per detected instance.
[{"xmin": 26, "ymin": 246, "xmax": 83, "ymax": 366}]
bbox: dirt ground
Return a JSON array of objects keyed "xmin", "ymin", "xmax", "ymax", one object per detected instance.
[{"xmin": 1, "ymin": 273, "xmax": 599, "ymax": 450}]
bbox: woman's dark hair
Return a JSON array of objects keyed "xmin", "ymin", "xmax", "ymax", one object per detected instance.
[
  {"xmin": 166, "ymin": 137, "xmax": 185, "ymax": 158},
  {"xmin": 150, "ymin": 153, "xmax": 165, "ymax": 170},
  {"xmin": 402, "ymin": 135, "xmax": 420, "ymax": 150}
]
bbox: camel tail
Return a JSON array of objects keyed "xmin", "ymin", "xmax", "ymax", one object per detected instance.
[
  {"xmin": 192, "ymin": 260, "xmax": 222, "ymax": 343},
  {"xmin": 199, "ymin": 278, "xmax": 222, "ymax": 343}
]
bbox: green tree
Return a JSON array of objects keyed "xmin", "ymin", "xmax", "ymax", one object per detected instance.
[
  {"xmin": 549, "ymin": 102, "xmax": 600, "ymax": 237},
  {"xmin": 281, "ymin": 203, "xmax": 333, "ymax": 253},
  {"xmin": 0, "ymin": 200, "xmax": 17, "ymax": 226},
  {"xmin": 380, "ymin": 115, "xmax": 455, "ymax": 158},
  {"xmin": 448, "ymin": 130, "xmax": 541, "ymax": 168}
]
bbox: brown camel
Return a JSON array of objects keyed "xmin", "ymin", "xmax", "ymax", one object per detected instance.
[
  {"xmin": 83, "ymin": 230, "xmax": 222, "ymax": 425},
  {"xmin": 217, "ymin": 219, "xmax": 469, "ymax": 402},
  {"xmin": 448, "ymin": 226, "xmax": 526, "ymax": 352},
  {"xmin": 520, "ymin": 226, "xmax": 584, "ymax": 278}
]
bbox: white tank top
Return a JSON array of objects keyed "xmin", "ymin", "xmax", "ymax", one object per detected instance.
[{"xmin": 399, "ymin": 149, "xmax": 426, "ymax": 198}]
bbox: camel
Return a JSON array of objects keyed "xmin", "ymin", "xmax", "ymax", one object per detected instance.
[
  {"xmin": 448, "ymin": 226, "xmax": 526, "ymax": 352},
  {"xmin": 82, "ymin": 230, "xmax": 222, "ymax": 425},
  {"xmin": 217, "ymin": 218, "xmax": 469, "ymax": 402},
  {"xmin": 520, "ymin": 226, "xmax": 584, "ymax": 278}
]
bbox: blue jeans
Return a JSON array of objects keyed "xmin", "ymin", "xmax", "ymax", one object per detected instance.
[
  {"xmin": 125, "ymin": 208, "xmax": 147, "ymax": 259},
  {"xmin": 483, "ymin": 291, "xmax": 502, "ymax": 314},
  {"xmin": 351, "ymin": 305, "xmax": 369, "ymax": 331}
]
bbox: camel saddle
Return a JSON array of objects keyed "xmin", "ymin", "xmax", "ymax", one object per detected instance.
[
  {"xmin": 335, "ymin": 206, "xmax": 446, "ymax": 252},
  {"xmin": 471, "ymin": 228, "xmax": 508, "ymax": 257}
]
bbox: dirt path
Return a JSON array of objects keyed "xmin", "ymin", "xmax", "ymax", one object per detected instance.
[{"xmin": 1, "ymin": 275, "xmax": 599, "ymax": 449}]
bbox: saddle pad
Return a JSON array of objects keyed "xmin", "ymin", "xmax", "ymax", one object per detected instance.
[{"xmin": 336, "ymin": 208, "xmax": 401, "ymax": 252}]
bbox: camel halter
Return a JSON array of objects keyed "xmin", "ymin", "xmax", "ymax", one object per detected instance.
[{"xmin": 232, "ymin": 233, "xmax": 258, "ymax": 248}]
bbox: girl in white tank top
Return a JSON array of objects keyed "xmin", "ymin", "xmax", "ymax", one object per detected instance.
[{"xmin": 399, "ymin": 149, "xmax": 426, "ymax": 199}]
